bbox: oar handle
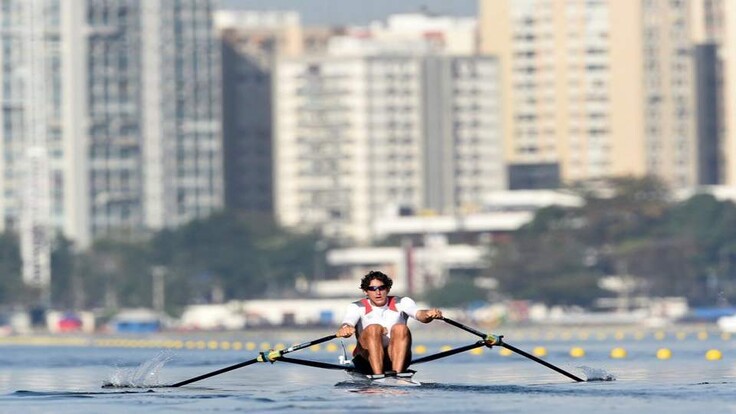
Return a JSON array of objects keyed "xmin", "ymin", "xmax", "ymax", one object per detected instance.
[{"xmin": 282, "ymin": 334, "xmax": 337, "ymax": 354}]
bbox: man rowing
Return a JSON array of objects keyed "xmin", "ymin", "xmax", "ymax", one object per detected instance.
[{"xmin": 336, "ymin": 270, "xmax": 443, "ymax": 375}]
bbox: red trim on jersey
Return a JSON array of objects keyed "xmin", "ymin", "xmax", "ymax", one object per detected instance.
[
  {"xmin": 387, "ymin": 296, "xmax": 397, "ymax": 311},
  {"xmin": 360, "ymin": 298, "xmax": 372, "ymax": 314},
  {"xmin": 361, "ymin": 296, "xmax": 397, "ymax": 314}
]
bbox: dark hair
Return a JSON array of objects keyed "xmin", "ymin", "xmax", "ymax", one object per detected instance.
[{"xmin": 360, "ymin": 270, "xmax": 393, "ymax": 291}]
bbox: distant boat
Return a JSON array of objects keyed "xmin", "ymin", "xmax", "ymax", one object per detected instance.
[
  {"xmin": 58, "ymin": 313, "xmax": 83, "ymax": 332},
  {"xmin": 716, "ymin": 314, "xmax": 736, "ymax": 333},
  {"xmin": 109, "ymin": 308, "xmax": 163, "ymax": 333}
]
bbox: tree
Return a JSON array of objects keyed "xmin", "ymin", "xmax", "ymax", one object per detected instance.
[
  {"xmin": 50, "ymin": 234, "xmax": 77, "ymax": 309},
  {"xmin": 423, "ymin": 278, "xmax": 488, "ymax": 307},
  {"xmin": 0, "ymin": 233, "xmax": 25, "ymax": 306}
]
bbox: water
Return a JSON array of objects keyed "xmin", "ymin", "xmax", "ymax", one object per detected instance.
[{"xmin": 1, "ymin": 330, "xmax": 736, "ymax": 413}]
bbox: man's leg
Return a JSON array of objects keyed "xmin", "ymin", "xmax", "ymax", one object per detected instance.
[
  {"xmin": 357, "ymin": 324, "xmax": 385, "ymax": 375},
  {"xmin": 387, "ymin": 324, "xmax": 412, "ymax": 372}
]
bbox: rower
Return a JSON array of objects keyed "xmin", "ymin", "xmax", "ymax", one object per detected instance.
[{"xmin": 336, "ymin": 270, "xmax": 443, "ymax": 375}]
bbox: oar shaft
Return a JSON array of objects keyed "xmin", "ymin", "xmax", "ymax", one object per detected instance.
[
  {"xmin": 276, "ymin": 356, "xmax": 349, "ymax": 371},
  {"xmin": 410, "ymin": 341, "xmax": 485, "ymax": 365},
  {"xmin": 441, "ymin": 317, "xmax": 487, "ymax": 338},
  {"xmin": 501, "ymin": 342, "xmax": 584, "ymax": 382},
  {"xmin": 441, "ymin": 317, "xmax": 584, "ymax": 383},
  {"xmin": 171, "ymin": 358, "xmax": 259, "ymax": 387},
  {"xmin": 170, "ymin": 334, "xmax": 337, "ymax": 387}
]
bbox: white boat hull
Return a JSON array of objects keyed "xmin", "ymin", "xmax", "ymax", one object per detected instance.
[{"xmin": 345, "ymin": 370, "xmax": 421, "ymax": 387}]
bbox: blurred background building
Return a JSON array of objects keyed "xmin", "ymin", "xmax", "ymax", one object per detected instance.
[
  {"xmin": 1, "ymin": 0, "xmax": 223, "ymax": 253},
  {"xmin": 480, "ymin": 0, "xmax": 698, "ymax": 189},
  {"xmin": 272, "ymin": 33, "xmax": 502, "ymax": 243}
]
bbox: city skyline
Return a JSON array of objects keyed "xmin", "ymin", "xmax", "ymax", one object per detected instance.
[
  {"xmin": 1, "ymin": 0, "xmax": 734, "ymax": 252},
  {"xmin": 220, "ymin": 0, "xmax": 476, "ymax": 25}
]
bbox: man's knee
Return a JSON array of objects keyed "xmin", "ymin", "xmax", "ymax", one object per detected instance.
[
  {"xmin": 362, "ymin": 324, "xmax": 384, "ymax": 339},
  {"xmin": 390, "ymin": 324, "xmax": 410, "ymax": 339}
]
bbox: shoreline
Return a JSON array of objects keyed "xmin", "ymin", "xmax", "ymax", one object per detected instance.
[{"xmin": 0, "ymin": 321, "xmax": 724, "ymax": 343}]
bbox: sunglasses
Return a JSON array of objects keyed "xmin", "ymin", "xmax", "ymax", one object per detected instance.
[{"xmin": 366, "ymin": 285, "xmax": 388, "ymax": 292}]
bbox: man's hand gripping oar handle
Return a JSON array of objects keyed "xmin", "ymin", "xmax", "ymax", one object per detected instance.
[{"xmin": 440, "ymin": 317, "xmax": 584, "ymax": 382}]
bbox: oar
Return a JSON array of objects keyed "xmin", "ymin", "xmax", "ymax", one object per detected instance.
[
  {"xmin": 440, "ymin": 317, "xmax": 584, "ymax": 382},
  {"xmin": 169, "ymin": 334, "xmax": 337, "ymax": 387}
]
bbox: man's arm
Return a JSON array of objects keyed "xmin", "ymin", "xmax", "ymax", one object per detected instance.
[
  {"xmin": 414, "ymin": 308, "xmax": 443, "ymax": 324},
  {"xmin": 336, "ymin": 303, "xmax": 360, "ymax": 337},
  {"xmin": 397, "ymin": 297, "xmax": 442, "ymax": 324}
]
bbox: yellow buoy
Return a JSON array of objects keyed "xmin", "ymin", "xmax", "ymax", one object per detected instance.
[
  {"xmin": 705, "ymin": 349, "xmax": 722, "ymax": 360},
  {"xmin": 676, "ymin": 332, "xmax": 687, "ymax": 340},
  {"xmin": 569, "ymin": 347, "xmax": 585, "ymax": 358},
  {"xmin": 208, "ymin": 340, "xmax": 219, "ymax": 350},
  {"xmin": 246, "ymin": 342, "xmax": 256, "ymax": 351},
  {"xmin": 610, "ymin": 347, "xmax": 627, "ymax": 359},
  {"xmin": 309, "ymin": 344, "xmax": 321, "ymax": 352},
  {"xmin": 654, "ymin": 331, "xmax": 666, "ymax": 340},
  {"xmin": 697, "ymin": 331, "xmax": 708, "ymax": 341},
  {"xmin": 470, "ymin": 347, "xmax": 484, "ymax": 355},
  {"xmin": 326, "ymin": 343, "xmax": 338, "ymax": 352},
  {"xmin": 499, "ymin": 347, "xmax": 513, "ymax": 357},
  {"xmin": 656, "ymin": 348, "xmax": 672, "ymax": 360},
  {"xmin": 440, "ymin": 345, "xmax": 452, "ymax": 352},
  {"xmin": 532, "ymin": 346, "xmax": 547, "ymax": 357},
  {"xmin": 414, "ymin": 345, "xmax": 427, "ymax": 354},
  {"xmin": 259, "ymin": 342, "xmax": 271, "ymax": 350},
  {"xmin": 722, "ymin": 332, "xmax": 731, "ymax": 341},
  {"xmin": 220, "ymin": 341, "xmax": 231, "ymax": 350}
]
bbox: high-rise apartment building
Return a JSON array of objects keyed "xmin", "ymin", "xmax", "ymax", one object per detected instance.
[
  {"xmin": 0, "ymin": 0, "xmax": 222, "ymax": 250},
  {"xmin": 215, "ymin": 10, "xmax": 303, "ymax": 214},
  {"xmin": 273, "ymin": 53, "xmax": 502, "ymax": 243},
  {"xmin": 479, "ymin": 0, "xmax": 700, "ymax": 189},
  {"xmin": 717, "ymin": 0, "xmax": 736, "ymax": 186}
]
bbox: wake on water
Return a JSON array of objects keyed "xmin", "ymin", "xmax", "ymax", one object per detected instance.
[{"xmin": 102, "ymin": 352, "xmax": 172, "ymax": 388}]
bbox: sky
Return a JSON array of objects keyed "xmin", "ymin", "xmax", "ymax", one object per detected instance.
[{"xmin": 220, "ymin": 0, "xmax": 477, "ymax": 25}]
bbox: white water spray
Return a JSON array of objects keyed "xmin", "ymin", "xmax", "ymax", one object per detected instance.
[
  {"xmin": 578, "ymin": 365, "xmax": 616, "ymax": 381},
  {"xmin": 104, "ymin": 352, "xmax": 172, "ymax": 388}
]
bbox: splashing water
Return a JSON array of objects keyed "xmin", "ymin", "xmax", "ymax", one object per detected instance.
[
  {"xmin": 578, "ymin": 366, "xmax": 616, "ymax": 382},
  {"xmin": 103, "ymin": 352, "xmax": 172, "ymax": 388}
]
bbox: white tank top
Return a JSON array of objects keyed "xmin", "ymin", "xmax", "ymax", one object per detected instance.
[{"xmin": 340, "ymin": 296, "xmax": 420, "ymax": 338}]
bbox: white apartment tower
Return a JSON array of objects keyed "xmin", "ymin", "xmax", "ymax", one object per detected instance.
[
  {"xmin": 274, "ymin": 53, "xmax": 502, "ymax": 243},
  {"xmin": 480, "ymin": 0, "xmax": 700, "ymax": 189},
  {"xmin": 0, "ymin": 0, "xmax": 223, "ymax": 249}
]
